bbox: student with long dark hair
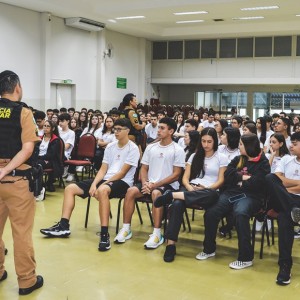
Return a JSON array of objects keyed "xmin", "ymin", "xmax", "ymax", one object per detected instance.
[
  {"xmin": 218, "ymin": 127, "xmax": 240, "ymax": 161},
  {"xmin": 154, "ymin": 128, "xmax": 228, "ymax": 262},
  {"xmin": 184, "ymin": 130, "xmax": 200, "ymax": 162},
  {"xmin": 37, "ymin": 120, "xmax": 64, "ymax": 194},
  {"xmin": 197, "ymin": 133, "xmax": 270, "ymax": 269},
  {"xmin": 256, "ymin": 117, "xmax": 267, "ymax": 146}
]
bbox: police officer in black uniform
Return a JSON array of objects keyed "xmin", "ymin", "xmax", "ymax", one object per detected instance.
[{"xmin": 0, "ymin": 70, "xmax": 43, "ymax": 295}]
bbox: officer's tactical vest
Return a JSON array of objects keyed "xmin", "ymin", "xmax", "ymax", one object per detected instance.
[
  {"xmin": 0, "ymin": 98, "xmax": 23, "ymax": 158},
  {"xmin": 123, "ymin": 108, "xmax": 141, "ymax": 137}
]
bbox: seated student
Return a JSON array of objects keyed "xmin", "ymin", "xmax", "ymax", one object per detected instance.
[
  {"xmin": 37, "ymin": 120, "xmax": 64, "ymax": 194},
  {"xmin": 40, "ymin": 118, "xmax": 139, "ymax": 252},
  {"xmin": 94, "ymin": 116, "xmax": 116, "ymax": 171},
  {"xmin": 154, "ymin": 128, "xmax": 228, "ymax": 262},
  {"xmin": 218, "ymin": 127, "xmax": 240, "ymax": 161},
  {"xmin": 80, "ymin": 113, "xmax": 102, "ymax": 137},
  {"xmin": 34, "ymin": 110, "xmax": 46, "ymax": 138},
  {"xmin": 145, "ymin": 114, "xmax": 158, "ymax": 144},
  {"xmin": 265, "ymin": 131, "xmax": 300, "ymax": 285},
  {"xmin": 197, "ymin": 133, "xmax": 270, "ymax": 269},
  {"xmin": 114, "ymin": 117, "xmax": 185, "ymax": 248},
  {"xmin": 58, "ymin": 113, "xmax": 75, "ymax": 160},
  {"xmin": 183, "ymin": 130, "xmax": 200, "ymax": 162},
  {"xmin": 177, "ymin": 119, "xmax": 198, "ymax": 149}
]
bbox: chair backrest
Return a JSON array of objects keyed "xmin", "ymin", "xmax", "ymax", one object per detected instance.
[
  {"xmin": 77, "ymin": 134, "xmax": 97, "ymax": 159},
  {"xmin": 58, "ymin": 137, "xmax": 66, "ymax": 162}
]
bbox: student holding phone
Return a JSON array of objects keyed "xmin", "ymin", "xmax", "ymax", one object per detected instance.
[{"xmin": 197, "ymin": 133, "xmax": 270, "ymax": 269}]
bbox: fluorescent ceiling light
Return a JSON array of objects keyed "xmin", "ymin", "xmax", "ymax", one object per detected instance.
[
  {"xmin": 108, "ymin": 19, "xmax": 117, "ymax": 23},
  {"xmin": 115, "ymin": 16, "xmax": 145, "ymax": 20},
  {"xmin": 296, "ymin": 14, "xmax": 300, "ymax": 17},
  {"xmin": 174, "ymin": 11, "xmax": 208, "ymax": 15},
  {"xmin": 176, "ymin": 20, "xmax": 204, "ymax": 24},
  {"xmin": 233, "ymin": 16, "xmax": 264, "ymax": 20},
  {"xmin": 241, "ymin": 6, "xmax": 279, "ymax": 11}
]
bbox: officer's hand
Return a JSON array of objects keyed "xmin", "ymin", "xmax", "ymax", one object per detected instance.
[{"xmin": 0, "ymin": 168, "xmax": 9, "ymax": 181}]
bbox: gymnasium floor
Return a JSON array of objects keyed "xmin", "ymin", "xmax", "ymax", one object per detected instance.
[{"xmin": 1, "ymin": 184, "xmax": 300, "ymax": 300}]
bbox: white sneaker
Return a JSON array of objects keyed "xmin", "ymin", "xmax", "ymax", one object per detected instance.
[
  {"xmin": 35, "ymin": 187, "xmax": 45, "ymax": 201},
  {"xmin": 195, "ymin": 252, "xmax": 215, "ymax": 260},
  {"xmin": 255, "ymin": 221, "xmax": 263, "ymax": 232},
  {"xmin": 114, "ymin": 228, "xmax": 132, "ymax": 243},
  {"xmin": 62, "ymin": 166, "xmax": 68, "ymax": 178},
  {"xmin": 76, "ymin": 166, "xmax": 84, "ymax": 172},
  {"xmin": 66, "ymin": 174, "xmax": 75, "ymax": 182},
  {"xmin": 144, "ymin": 233, "xmax": 164, "ymax": 249},
  {"xmin": 229, "ymin": 260, "xmax": 253, "ymax": 270}
]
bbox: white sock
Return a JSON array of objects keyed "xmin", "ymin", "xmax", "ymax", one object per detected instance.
[
  {"xmin": 153, "ymin": 228, "xmax": 161, "ymax": 237},
  {"xmin": 123, "ymin": 223, "xmax": 131, "ymax": 231}
]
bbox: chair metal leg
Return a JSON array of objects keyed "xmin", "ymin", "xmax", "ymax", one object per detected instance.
[
  {"xmin": 135, "ymin": 202, "xmax": 143, "ymax": 224},
  {"xmin": 85, "ymin": 196, "xmax": 91, "ymax": 228},
  {"xmin": 184, "ymin": 208, "xmax": 191, "ymax": 232},
  {"xmin": 116, "ymin": 197, "xmax": 124, "ymax": 234},
  {"xmin": 192, "ymin": 209, "xmax": 195, "ymax": 221},
  {"xmin": 146, "ymin": 202, "xmax": 154, "ymax": 226},
  {"xmin": 251, "ymin": 218, "xmax": 256, "ymax": 254}
]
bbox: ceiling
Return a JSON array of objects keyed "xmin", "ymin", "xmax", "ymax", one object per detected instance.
[{"xmin": 2, "ymin": 0, "xmax": 300, "ymax": 40}]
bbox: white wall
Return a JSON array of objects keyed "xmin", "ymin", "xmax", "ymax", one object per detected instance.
[
  {"xmin": 0, "ymin": 3, "xmax": 41, "ymax": 108},
  {"xmin": 0, "ymin": 3, "xmax": 150, "ymax": 112}
]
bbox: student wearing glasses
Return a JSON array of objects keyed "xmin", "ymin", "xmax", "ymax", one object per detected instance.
[{"xmin": 40, "ymin": 118, "xmax": 139, "ymax": 252}]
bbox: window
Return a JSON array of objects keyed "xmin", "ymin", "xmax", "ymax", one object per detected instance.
[
  {"xmin": 153, "ymin": 42, "xmax": 167, "ymax": 60},
  {"xmin": 185, "ymin": 40, "xmax": 200, "ymax": 59},
  {"xmin": 168, "ymin": 41, "xmax": 183, "ymax": 59},
  {"xmin": 255, "ymin": 37, "xmax": 272, "ymax": 57},
  {"xmin": 220, "ymin": 39, "xmax": 236, "ymax": 58},
  {"xmin": 274, "ymin": 36, "xmax": 292, "ymax": 56},
  {"xmin": 201, "ymin": 39, "xmax": 217, "ymax": 58},
  {"xmin": 237, "ymin": 38, "xmax": 253, "ymax": 58}
]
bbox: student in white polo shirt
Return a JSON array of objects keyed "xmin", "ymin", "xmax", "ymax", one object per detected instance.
[
  {"xmin": 40, "ymin": 118, "xmax": 139, "ymax": 252},
  {"xmin": 115, "ymin": 117, "xmax": 185, "ymax": 249}
]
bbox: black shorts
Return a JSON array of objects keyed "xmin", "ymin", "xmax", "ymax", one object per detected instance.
[
  {"xmin": 76, "ymin": 179, "xmax": 129, "ymax": 199},
  {"xmin": 135, "ymin": 182, "xmax": 175, "ymax": 195}
]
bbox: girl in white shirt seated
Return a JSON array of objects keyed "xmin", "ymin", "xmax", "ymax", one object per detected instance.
[
  {"xmin": 218, "ymin": 127, "xmax": 240, "ymax": 162},
  {"xmin": 80, "ymin": 113, "xmax": 102, "ymax": 137},
  {"xmin": 94, "ymin": 116, "xmax": 116, "ymax": 170},
  {"xmin": 154, "ymin": 127, "xmax": 228, "ymax": 262}
]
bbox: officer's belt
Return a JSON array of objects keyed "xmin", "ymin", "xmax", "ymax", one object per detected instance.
[{"xmin": 8, "ymin": 169, "xmax": 32, "ymax": 177}]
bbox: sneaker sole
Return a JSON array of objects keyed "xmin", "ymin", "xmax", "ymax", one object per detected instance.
[
  {"xmin": 144, "ymin": 237, "xmax": 164, "ymax": 249},
  {"xmin": 114, "ymin": 232, "xmax": 132, "ymax": 244},
  {"xmin": 98, "ymin": 245, "xmax": 111, "ymax": 251},
  {"xmin": 40, "ymin": 230, "xmax": 70, "ymax": 237},
  {"xmin": 229, "ymin": 263, "xmax": 253, "ymax": 270},
  {"xmin": 276, "ymin": 278, "xmax": 291, "ymax": 285},
  {"xmin": 195, "ymin": 253, "xmax": 215, "ymax": 260}
]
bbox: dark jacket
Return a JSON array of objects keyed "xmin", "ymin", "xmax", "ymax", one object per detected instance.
[
  {"xmin": 39, "ymin": 134, "xmax": 64, "ymax": 177},
  {"xmin": 221, "ymin": 153, "xmax": 271, "ymax": 200}
]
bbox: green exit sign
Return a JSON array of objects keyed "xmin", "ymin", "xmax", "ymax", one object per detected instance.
[{"xmin": 117, "ymin": 77, "xmax": 127, "ymax": 89}]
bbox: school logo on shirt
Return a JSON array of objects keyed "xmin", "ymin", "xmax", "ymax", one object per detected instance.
[
  {"xmin": 116, "ymin": 154, "xmax": 121, "ymax": 160},
  {"xmin": 293, "ymin": 169, "xmax": 300, "ymax": 177},
  {"xmin": 159, "ymin": 153, "xmax": 164, "ymax": 158}
]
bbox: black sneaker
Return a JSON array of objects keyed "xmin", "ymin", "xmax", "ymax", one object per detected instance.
[
  {"xmin": 40, "ymin": 222, "xmax": 70, "ymax": 237},
  {"xmin": 98, "ymin": 232, "xmax": 111, "ymax": 251},
  {"xmin": 276, "ymin": 264, "xmax": 291, "ymax": 285},
  {"xmin": 47, "ymin": 183, "xmax": 56, "ymax": 192},
  {"xmin": 291, "ymin": 207, "xmax": 300, "ymax": 225},
  {"xmin": 163, "ymin": 245, "xmax": 176, "ymax": 262}
]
